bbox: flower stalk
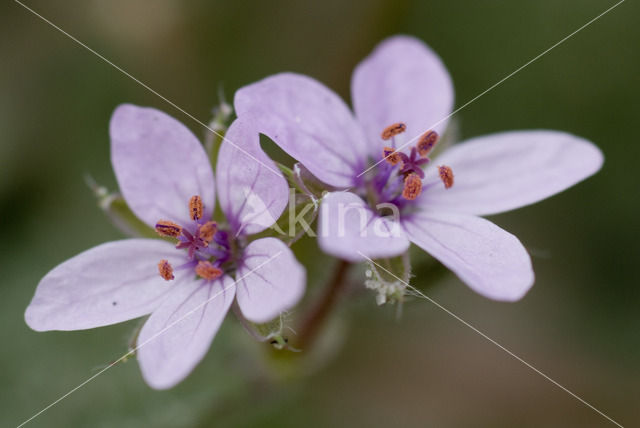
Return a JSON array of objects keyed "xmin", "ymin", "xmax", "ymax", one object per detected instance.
[{"xmin": 295, "ymin": 260, "xmax": 351, "ymax": 351}]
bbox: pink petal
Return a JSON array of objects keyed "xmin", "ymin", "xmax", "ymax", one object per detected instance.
[
  {"xmin": 421, "ymin": 130, "xmax": 604, "ymax": 216},
  {"xmin": 25, "ymin": 239, "xmax": 180, "ymax": 331},
  {"xmin": 351, "ymin": 35, "xmax": 454, "ymax": 155},
  {"xmin": 235, "ymin": 238, "xmax": 306, "ymax": 323},
  {"xmin": 137, "ymin": 275, "xmax": 235, "ymax": 389},
  {"xmin": 216, "ymin": 119, "xmax": 288, "ymax": 236},
  {"xmin": 234, "ymin": 73, "xmax": 368, "ymax": 188},
  {"xmin": 403, "ymin": 211, "xmax": 534, "ymax": 301},
  {"xmin": 318, "ymin": 191, "xmax": 410, "ymax": 262},
  {"xmin": 110, "ymin": 104, "xmax": 215, "ymax": 227}
]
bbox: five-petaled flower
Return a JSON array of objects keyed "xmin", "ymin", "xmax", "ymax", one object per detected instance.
[
  {"xmin": 24, "ymin": 105, "xmax": 305, "ymax": 389},
  {"xmin": 234, "ymin": 35, "xmax": 603, "ymax": 301}
]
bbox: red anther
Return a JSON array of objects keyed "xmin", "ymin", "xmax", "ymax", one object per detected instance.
[
  {"xmin": 438, "ymin": 165, "xmax": 454, "ymax": 189},
  {"xmin": 157, "ymin": 259, "xmax": 175, "ymax": 281},
  {"xmin": 417, "ymin": 130, "xmax": 439, "ymax": 158},
  {"xmin": 189, "ymin": 195, "xmax": 203, "ymax": 221},
  {"xmin": 381, "ymin": 122, "xmax": 407, "ymax": 140},
  {"xmin": 155, "ymin": 220, "xmax": 182, "ymax": 238},
  {"xmin": 383, "ymin": 147, "xmax": 403, "ymax": 166},
  {"xmin": 402, "ymin": 173, "xmax": 423, "ymax": 200},
  {"xmin": 195, "ymin": 261, "xmax": 223, "ymax": 280}
]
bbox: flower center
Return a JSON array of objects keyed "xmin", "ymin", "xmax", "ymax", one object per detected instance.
[
  {"xmin": 154, "ymin": 195, "xmax": 231, "ymax": 282},
  {"xmin": 368, "ymin": 125, "xmax": 455, "ymax": 207}
]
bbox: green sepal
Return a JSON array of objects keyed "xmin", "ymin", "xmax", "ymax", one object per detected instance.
[
  {"xmin": 86, "ymin": 176, "xmax": 156, "ymax": 238},
  {"xmin": 233, "ymin": 304, "xmax": 299, "ymax": 352}
]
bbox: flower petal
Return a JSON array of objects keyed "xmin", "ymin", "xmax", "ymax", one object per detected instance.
[
  {"xmin": 25, "ymin": 239, "xmax": 180, "ymax": 331},
  {"xmin": 235, "ymin": 237, "xmax": 306, "ymax": 323},
  {"xmin": 318, "ymin": 191, "xmax": 410, "ymax": 262},
  {"xmin": 351, "ymin": 35, "xmax": 454, "ymax": 154},
  {"xmin": 234, "ymin": 73, "xmax": 368, "ymax": 188},
  {"xmin": 110, "ymin": 104, "xmax": 215, "ymax": 227},
  {"xmin": 403, "ymin": 211, "xmax": 534, "ymax": 301},
  {"xmin": 137, "ymin": 274, "xmax": 235, "ymax": 389},
  {"xmin": 216, "ymin": 119, "xmax": 288, "ymax": 236},
  {"xmin": 421, "ymin": 130, "xmax": 604, "ymax": 216}
]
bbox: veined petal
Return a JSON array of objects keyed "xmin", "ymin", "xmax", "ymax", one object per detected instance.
[
  {"xmin": 111, "ymin": 104, "xmax": 215, "ymax": 227},
  {"xmin": 216, "ymin": 119, "xmax": 288, "ymax": 236},
  {"xmin": 421, "ymin": 130, "xmax": 604, "ymax": 216},
  {"xmin": 137, "ymin": 274, "xmax": 235, "ymax": 390},
  {"xmin": 234, "ymin": 73, "xmax": 368, "ymax": 188},
  {"xmin": 25, "ymin": 239, "xmax": 180, "ymax": 331},
  {"xmin": 318, "ymin": 191, "xmax": 410, "ymax": 262},
  {"xmin": 403, "ymin": 211, "xmax": 533, "ymax": 301},
  {"xmin": 351, "ymin": 35, "xmax": 454, "ymax": 155},
  {"xmin": 235, "ymin": 238, "xmax": 306, "ymax": 323}
]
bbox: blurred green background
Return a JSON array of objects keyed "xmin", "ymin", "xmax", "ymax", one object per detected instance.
[{"xmin": 2, "ymin": 0, "xmax": 638, "ymax": 426}]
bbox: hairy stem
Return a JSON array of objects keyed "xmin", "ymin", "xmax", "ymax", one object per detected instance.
[{"xmin": 295, "ymin": 260, "xmax": 350, "ymax": 351}]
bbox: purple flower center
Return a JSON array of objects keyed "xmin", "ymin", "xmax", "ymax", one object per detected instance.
[
  {"xmin": 154, "ymin": 195, "xmax": 232, "ymax": 282},
  {"xmin": 360, "ymin": 127, "xmax": 454, "ymax": 212}
]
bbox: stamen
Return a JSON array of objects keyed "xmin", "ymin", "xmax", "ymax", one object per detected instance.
[
  {"xmin": 416, "ymin": 130, "xmax": 439, "ymax": 157},
  {"xmin": 199, "ymin": 221, "xmax": 217, "ymax": 243},
  {"xmin": 381, "ymin": 122, "xmax": 407, "ymax": 140},
  {"xmin": 438, "ymin": 165, "xmax": 454, "ymax": 189},
  {"xmin": 402, "ymin": 173, "xmax": 422, "ymax": 200},
  {"xmin": 155, "ymin": 220, "xmax": 182, "ymax": 238},
  {"xmin": 157, "ymin": 259, "xmax": 174, "ymax": 281},
  {"xmin": 189, "ymin": 195, "xmax": 203, "ymax": 221},
  {"xmin": 195, "ymin": 261, "xmax": 223, "ymax": 280},
  {"xmin": 383, "ymin": 147, "xmax": 403, "ymax": 166}
]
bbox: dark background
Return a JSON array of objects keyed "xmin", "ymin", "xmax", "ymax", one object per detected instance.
[{"xmin": 1, "ymin": 0, "xmax": 638, "ymax": 426}]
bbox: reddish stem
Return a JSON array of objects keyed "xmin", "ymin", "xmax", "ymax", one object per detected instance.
[{"xmin": 295, "ymin": 260, "xmax": 350, "ymax": 350}]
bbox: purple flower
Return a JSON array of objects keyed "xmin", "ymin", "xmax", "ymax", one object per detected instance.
[
  {"xmin": 24, "ymin": 105, "xmax": 305, "ymax": 389},
  {"xmin": 233, "ymin": 35, "xmax": 603, "ymax": 301}
]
